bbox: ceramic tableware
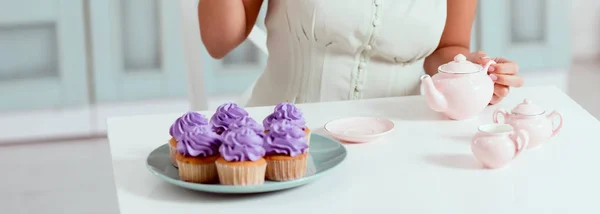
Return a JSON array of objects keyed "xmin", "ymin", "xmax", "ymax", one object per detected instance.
[
  {"xmin": 324, "ymin": 117, "xmax": 394, "ymax": 143},
  {"xmin": 420, "ymin": 54, "xmax": 496, "ymax": 120},
  {"xmin": 146, "ymin": 133, "xmax": 346, "ymax": 194},
  {"xmin": 493, "ymin": 99, "xmax": 563, "ymax": 149},
  {"xmin": 471, "ymin": 124, "xmax": 529, "ymax": 169}
]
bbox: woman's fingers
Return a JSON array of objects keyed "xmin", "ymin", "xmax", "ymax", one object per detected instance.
[
  {"xmin": 467, "ymin": 53, "xmax": 522, "ymax": 103},
  {"xmin": 469, "ymin": 51, "xmax": 493, "ymax": 69},
  {"xmin": 490, "ymin": 84, "xmax": 509, "ymax": 105},
  {"xmin": 468, "ymin": 52, "xmax": 523, "ymax": 88},
  {"xmin": 490, "ymin": 57, "xmax": 511, "ymax": 64},
  {"xmin": 494, "ymin": 83, "xmax": 510, "ymax": 97},
  {"xmin": 490, "ymin": 94, "xmax": 503, "ymax": 105},
  {"xmin": 491, "ymin": 74, "xmax": 524, "ymax": 87},
  {"xmin": 490, "ymin": 59, "xmax": 519, "ymax": 75}
]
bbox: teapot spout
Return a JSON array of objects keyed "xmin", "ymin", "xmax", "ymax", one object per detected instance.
[{"xmin": 420, "ymin": 75, "xmax": 448, "ymax": 112}]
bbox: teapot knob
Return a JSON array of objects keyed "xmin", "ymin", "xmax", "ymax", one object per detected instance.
[
  {"xmin": 523, "ymin": 99, "xmax": 532, "ymax": 104},
  {"xmin": 453, "ymin": 54, "xmax": 467, "ymax": 62}
]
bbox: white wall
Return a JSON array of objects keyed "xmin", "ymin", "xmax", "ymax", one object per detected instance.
[{"xmin": 572, "ymin": 0, "xmax": 600, "ymax": 60}]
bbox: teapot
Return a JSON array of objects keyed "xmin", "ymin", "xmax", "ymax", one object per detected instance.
[
  {"xmin": 493, "ymin": 99, "xmax": 563, "ymax": 149},
  {"xmin": 420, "ymin": 54, "xmax": 496, "ymax": 120}
]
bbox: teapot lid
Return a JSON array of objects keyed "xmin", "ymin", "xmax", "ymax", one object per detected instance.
[
  {"xmin": 438, "ymin": 54, "xmax": 483, "ymax": 74},
  {"xmin": 511, "ymin": 99, "xmax": 545, "ymax": 115}
]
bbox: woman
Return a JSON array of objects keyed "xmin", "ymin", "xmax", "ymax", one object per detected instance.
[{"xmin": 198, "ymin": 0, "xmax": 523, "ymax": 107}]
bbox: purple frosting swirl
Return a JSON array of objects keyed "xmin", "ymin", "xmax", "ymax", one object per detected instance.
[
  {"xmin": 169, "ymin": 111, "xmax": 209, "ymax": 141},
  {"xmin": 226, "ymin": 116, "xmax": 264, "ymax": 136},
  {"xmin": 210, "ymin": 103, "xmax": 249, "ymax": 134},
  {"xmin": 264, "ymin": 120, "xmax": 308, "ymax": 157},
  {"xmin": 263, "ymin": 102, "xmax": 306, "ymax": 129},
  {"xmin": 176, "ymin": 125, "xmax": 222, "ymax": 157},
  {"xmin": 219, "ymin": 127, "xmax": 266, "ymax": 162}
]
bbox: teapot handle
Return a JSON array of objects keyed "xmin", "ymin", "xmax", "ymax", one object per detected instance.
[
  {"xmin": 513, "ymin": 129, "xmax": 529, "ymax": 158},
  {"xmin": 493, "ymin": 108, "xmax": 509, "ymax": 124},
  {"xmin": 482, "ymin": 60, "xmax": 497, "ymax": 73},
  {"xmin": 547, "ymin": 111, "xmax": 564, "ymax": 137}
]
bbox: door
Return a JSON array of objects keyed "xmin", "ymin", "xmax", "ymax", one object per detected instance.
[
  {"xmin": 0, "ymin": 0, "xmax": 89, "ymax": 112},
  {"xmin": 478, "ymin": 0, "xmax": 571, "ymax": 70},
  {"xmin": 88, "ymin": 0, "xmax": 188, "ymax": 103}
]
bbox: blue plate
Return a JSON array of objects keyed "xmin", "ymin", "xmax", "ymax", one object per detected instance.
[{"xmin": 146, "ymin": 134, "xmax": 347, "ymax": 194}]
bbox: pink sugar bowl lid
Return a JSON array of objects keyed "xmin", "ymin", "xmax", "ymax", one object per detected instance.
[{"xmin": 511, "ymin": 99, "xmax": 545, "ymax": 115}]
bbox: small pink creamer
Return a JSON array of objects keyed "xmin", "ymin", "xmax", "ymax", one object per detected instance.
[
  {"xmin": 471, "ymin": 124, "xmax": 529, "ymax": 169},
  {"xmin": 493, "ymin": 99, "xmax": 563, "ymax": 149}
]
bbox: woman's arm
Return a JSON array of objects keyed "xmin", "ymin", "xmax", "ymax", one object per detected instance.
[
  {"xmin": 198, "ymin": 0, "xmax": 264, "ymax": 59},
  {"xmin": 423, "ymin": 0, "xmax": 477, "ymax": 76},
  {"xmin": 424, "ymin": 0, "xmax": 523, "ymax": 105}
]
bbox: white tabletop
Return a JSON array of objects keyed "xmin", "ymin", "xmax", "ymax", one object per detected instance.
[{"xmin": 107, "ymin": 86, "xmax": 600, "ymax": 214}]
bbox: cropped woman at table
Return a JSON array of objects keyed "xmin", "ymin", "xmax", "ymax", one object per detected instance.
[{"xmin": 198, "ymin": 0, "xmax": 524, "ymax": 107}]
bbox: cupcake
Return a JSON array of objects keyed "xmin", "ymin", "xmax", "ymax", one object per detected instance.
[
  {"xmin": 169, "ymin": 111, "xmax": 209, "ymax": 167},
  {"xmin": 176, "ymin": 125, "xmax": 221, "ymax": 183},
  {"xmin": 226, "ymin": 116, "xmax": 265, "ymax": 137},
  {"xmin": 210, "ymin": 102, "xmax": 249, "ymax": 135},
  {"xmin": 263, "ymin": 119, "xmax": 309, "ymax": 181},
  {"xmin": 216, "ymin": 127, "xmax": 267, "ymax": 186},
  {"xmin": 263, "ymin": 102, "xmax": 311, "ymax": 146}
]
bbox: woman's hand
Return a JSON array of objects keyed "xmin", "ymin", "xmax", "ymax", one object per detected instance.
[{"xmin": 469, "ymin": 51, "xmax": 524, "ymax": 105}]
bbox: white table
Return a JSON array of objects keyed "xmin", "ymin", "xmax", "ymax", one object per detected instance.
[{"xmin": 107, "ymin": 86, "xmax": 600, "ymax": 214}]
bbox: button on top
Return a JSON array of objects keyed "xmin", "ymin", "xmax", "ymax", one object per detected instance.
[
  {"xmin": 373, "ymin": 19, "xmax": 381, "ymax": 26},
  {"xmin": 359, "ymin": 62, "xmax": 367, "ymax": 69},
  {"xmin": 364, "ymin": 45, "xmax": 372, "ymax": 51},
  {"xmin": 355, "ymin": 85, "xmax": 364, "ymax": 91}
]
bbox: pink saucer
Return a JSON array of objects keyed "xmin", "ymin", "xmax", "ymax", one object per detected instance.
[{"xmin": 324, "ymin": 117, "xmax": 395, "ymax": 143}]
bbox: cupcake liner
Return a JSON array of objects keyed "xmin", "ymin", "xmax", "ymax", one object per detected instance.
[
  {"xmin": 168, "ymin": 138, "xmax": 178, "ymax": 168},
  {"xmin": 265, "ymin": 153, "xmax": 308, "ymax": 181},
  {"xmin": 305, "ymin": 127, "xmax": 311, "ymax": 147},
  {"xmin": 304, "ymin": 127, "xmax": 311, "ymax": 153},
  {"xmin": 215, "ymin": 158, "xmax": 267, "ymax": 186},
  {"xmin": 176, "ymin": 161, "xmax": 219, "ymax": 184},
  {"xmin": 306, "ymin": 154, "xmax": 317, "ymax": 176}
]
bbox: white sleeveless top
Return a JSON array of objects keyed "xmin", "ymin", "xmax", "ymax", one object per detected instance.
[{"xmin": 244, "ymin": 0, "xmax": 447, "ymax": 107}]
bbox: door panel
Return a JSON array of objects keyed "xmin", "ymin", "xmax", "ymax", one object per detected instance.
[
  {"xmin": 0, "ymin": 0, "xmax": 88, "ymax": 112},
  {"xmin": 478, "ymin": 0, "xmax": 571, "ymax": 70},
  {"xmin": 89, "ymin": 0, "xmax": 188, "ymax": 103},
  {"xmin": 0, "ymin": 1, "xmax": 57, "ymax": 25}
]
